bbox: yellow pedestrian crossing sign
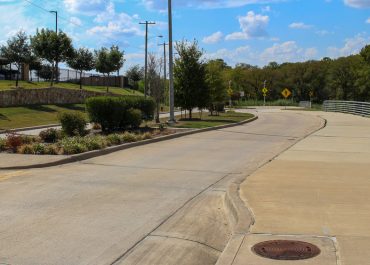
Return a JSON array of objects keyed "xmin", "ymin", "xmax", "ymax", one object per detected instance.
[
  {"xmin": 262, "ymin": 87, "xmax": 268, "ymax": 94},
  {"xmin": 281, "ymin": 88, "xmax": 292, "ymax": 99}
]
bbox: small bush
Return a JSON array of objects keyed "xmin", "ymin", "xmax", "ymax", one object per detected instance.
[
  {"xmin": 59, "ymin": 137, "xmax": 89, "ymax": 155},
  {"xmin": 58, "ymin": 112, "xmax": 87, "ymax": 136},
  {"xmin": 0, "ymin": 138, "xmax": 7, "ymax": 151},
  {"xmin": 44, "ymin": 144, "xmax": 60, "ymax": 155},
  {"xmin": 140, "ymin": 132, "xmax": 152, "ymax": 140},
  {"xmin": 17, "ymin": 144, "xmax": 34, "ymax": 154},
  {"xmin": 121, "ymin": 132, "xmax": 138, "ymax": 143},
  {"xmin": 124, "ymin": 109, "xmax": 142, "ymax": 128},
  {"xmin": 6, "ymin": 133, "xmax": 23, "ymax": 151},
  {"xmin": 106, "ymin": 134, "xmax": 123, "ymax": 146},
  {"xmin": 33, "ymin": 143, "xmax": 46, "ymax": 154},
  {"xmin": 39, "ymin": 128, "xmax": 61, "ymax": 143},
  {"xmin": 21, "ymin": 135, "xmax": 41, "ymax": 144},
  {"xmin": 84, "ymin": 135, "xmax": 107, "ymax": 151}
]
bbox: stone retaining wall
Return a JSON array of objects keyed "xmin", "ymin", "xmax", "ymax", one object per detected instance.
[{"xmin": 0, "ymin": 87, "xmax": 109, "ymax": 107}]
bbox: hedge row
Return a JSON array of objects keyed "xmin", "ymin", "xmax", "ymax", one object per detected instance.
[{"xmin": 85, "ymin": 96, "xmax": 155, "ymax": 131}]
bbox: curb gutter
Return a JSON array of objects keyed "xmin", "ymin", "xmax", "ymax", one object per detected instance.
[{"xmin": 1, "ymin": 116, "xmax": 258, "ymax": 170}]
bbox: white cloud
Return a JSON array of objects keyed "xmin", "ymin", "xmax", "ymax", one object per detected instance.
[
  {"xmin": 289, "ymin": 22, "xmax": 313, "ymax": 29},
  {"xmin": 64, "ymin": 0, "xmax": 109, "ymax": 15},
  {"xmin": 225, "ymin": 11, "xmax": 269, "ymax": 40},
  {"xmin": 327, "ymin": 34, "xmax": 370, "ymax": 57},
  {"xmin": 203, "ymin": 31, "xmax": 223, "ymax": 44},
  {"xmin": 366, "ymin": 18, "xmax": 370, "ymax": 23},
  {"xmin": 69, "ymin": 17, "xmax": 82, "ymax": 26},
  {"xmin": 344, "ymin": 0, "xmax": 370, "ymax": 8},
  {"xmin": 261, "ymin": 41, "xmax": 318, "ymax": 63},
  {"xmin": 142, "ymin": 0, "xmax": 285, "ymax": 10}
]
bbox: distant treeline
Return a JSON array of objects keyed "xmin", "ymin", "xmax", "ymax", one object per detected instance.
[{"xmin": 217, "ymin": 48, "xmax": 370, "ymax": 103}]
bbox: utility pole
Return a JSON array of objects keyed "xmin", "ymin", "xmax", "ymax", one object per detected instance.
[
  {"xmin": 139, "ymin": 21, "xmax": 156, "ymax": 98},
  {"xmin": 168, "ymin": 0, "xmax": 175, "ymax": 123},
  {"xmin": 50, "ymin": 10, "xmax": 58, "ymax": 83},
  {"xmin": 158, "ymin": 42, "xmax": 168, "ymax": 105}
]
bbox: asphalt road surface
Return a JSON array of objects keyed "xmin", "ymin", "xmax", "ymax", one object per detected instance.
[{"xmin": 0, "ymin": 110, "xmax": 322, "ymax": 265}]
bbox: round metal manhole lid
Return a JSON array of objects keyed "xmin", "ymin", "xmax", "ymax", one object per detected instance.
[{"xmin": 252, "ymin": 240, "xmax": 321, "ymax": 260}]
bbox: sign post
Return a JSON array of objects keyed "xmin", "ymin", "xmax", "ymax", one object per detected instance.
[
  {"xmin": 262, "ymin": 80, "xmax": 268, "ymax": 106},
  {"xmin": 281, "ymin": 88, "xmax": 292, "ymax": 109}
]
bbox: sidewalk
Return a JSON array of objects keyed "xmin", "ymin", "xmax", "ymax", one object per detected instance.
[{"xmin": 234, "ymin": 111, "xmax": 370, "ymax": 264}]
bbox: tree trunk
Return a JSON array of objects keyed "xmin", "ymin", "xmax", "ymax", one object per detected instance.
[
  {"xmin": 50, "ymin": 63, "xmax": 55, "ymax": 87},
  {"xmin": 15, "ymin": 66, "xmax": 19, "ymax": 88},
  {"xmin": 156, "ymin": 101, "xmax": 160, "ymax": 123},
  {"xmin": 189, "ymin": 109, "xmax": 192, "ymax": 120},
  {"xmin": 106, "ymin": 74, "xmax": 109, "ymax": 93},
  {"xmin": 80, "ymin": 70, "xmax": 83, "ymax": 90}
]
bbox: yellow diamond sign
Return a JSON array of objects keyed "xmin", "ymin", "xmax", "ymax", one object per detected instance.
[
  {"xmin": 281, "ymin": 88, "xmax": 292, "ymax": 99},
  {"xmin": 262, "ymin": 87, "xmax": 268, "ymax": 94}
]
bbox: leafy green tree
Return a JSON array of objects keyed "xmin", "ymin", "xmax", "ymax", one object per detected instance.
[
  {"xmin": 67, "ymin": 47, "xmax": 95, "ymax": 89},
  {"xmin": 95, "ymin": 45, "xmax": 124, "ymax": 92},
  {"xmin": 174, "ymin": 40, "xmax": 209, "ymax": 119},
  {"xmin": 36, "ymin": 64, "xmax": 53, "ymax": 81},
  {"xmin": 206, "ymin": 60, "xmax": 228, "ymax": 115},
  {"xmin": 0, "ymin": 31, "xmax": 31, "ymax": 87},
  {"xmin": 126, "ymin": 64, "xmax": 144, "ymax": 90},
  {"xmin": 27, "ymin": 54, "xmax": 42, "ymax": 82},
  {"xmin": 360, "ymin": 45, "xmax": 370, "ymax": 65},
  {"xmin": 31, "ymin": 29, "xmax": 73, "ymax": 86}
]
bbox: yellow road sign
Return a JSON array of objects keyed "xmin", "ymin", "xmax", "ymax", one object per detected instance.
[
  {"xmin": 281, "ymin": 88, "xmax": 292, "ymax": 99},
  {"xmin": 262, "ymin": 87, "xmax": 268, "ymax": 94}
]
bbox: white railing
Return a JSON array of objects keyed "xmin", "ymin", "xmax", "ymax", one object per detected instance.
[{"xmin": 323, "ymin": 100, "xmax": 370, "ymax": 117}]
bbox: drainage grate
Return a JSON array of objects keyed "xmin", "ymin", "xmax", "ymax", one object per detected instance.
[{"xmin": 252, "ymin": 240, "xmax": 321, "ymax": 260}]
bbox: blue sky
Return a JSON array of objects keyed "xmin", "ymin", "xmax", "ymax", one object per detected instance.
[{"xmin": 0, "ymin": 0, "xmax": 369, "ymax": 72}]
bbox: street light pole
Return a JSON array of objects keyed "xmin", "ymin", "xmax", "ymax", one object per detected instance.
[
  {"xmin": 158, "ymin": 42, "xmax": 168, "ymax": 105},
  {"xmin": 168, "ymin": 0, "xmax": 175, "ymax": 123},
  {"xmin": 50, "ymin": 10, "xmax": 58, "ymax": 83},
  {"xmin": 139, "ymin": 21, "xmax": 156, "ymax": 98}
]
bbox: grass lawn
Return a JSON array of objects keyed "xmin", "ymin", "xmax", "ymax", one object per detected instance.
[
  {"xmin": 0, "ymin": 104, "xmax": 86, "ymax": 130},
  {"xmin": 166, "ymin": 111, "xmax": 255, "ymax": 129},
  {"xmin": 0, "ymin": 80, "xmax": 142, "ymax": 96}
]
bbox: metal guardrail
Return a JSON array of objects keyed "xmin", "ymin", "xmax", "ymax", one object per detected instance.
[{"xmin": 323, "ymin": 100, "xmax": 370, "ymax": 117}]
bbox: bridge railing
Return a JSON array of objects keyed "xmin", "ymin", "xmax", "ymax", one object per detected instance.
[{"xmin": 323, "ymin": 100, "xmax": 370, "ymax": 117}]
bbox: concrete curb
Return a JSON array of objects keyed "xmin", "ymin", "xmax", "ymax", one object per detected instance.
[
  {"xmin": 1, "ymin": 115, "xmax": 258, "ymax": 170},
  {"xmin": 216, "ymin": 114, "xmax": 328, "ymax": 265},
  {"xmin": 0, "ymin": 124, "xmax": 60, "ymax": 134}
]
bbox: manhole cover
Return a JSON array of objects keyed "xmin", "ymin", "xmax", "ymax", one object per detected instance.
[{"xmin": 252, "ymin": 240, "xmax": 321, "ymax": 260}]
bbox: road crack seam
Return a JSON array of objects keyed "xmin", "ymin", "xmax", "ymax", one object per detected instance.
[{"xmin": 148, "ymin": 234, "xmax": 222, "ymax": 253}]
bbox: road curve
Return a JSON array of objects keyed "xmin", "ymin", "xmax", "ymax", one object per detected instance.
[{"xmin": 0, "ymin": 110, "xmax": 322, "ymax": 265}]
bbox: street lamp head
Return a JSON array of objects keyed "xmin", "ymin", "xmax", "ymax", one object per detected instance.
[{"xmin": 157, "ymin": 35, "xmax": 164, "ymax": 38}]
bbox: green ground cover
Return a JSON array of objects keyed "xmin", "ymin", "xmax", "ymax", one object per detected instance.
[{"xmin": 0, "ymin": 80, "xmax": 142, "ymax": 96}]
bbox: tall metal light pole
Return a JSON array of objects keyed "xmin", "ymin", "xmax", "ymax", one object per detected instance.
[
  {"xmin": 168, "ymin": 0, "xmax": 175, "ymax": 123},
  {"xmin": 50, "ymin": 10, "xmax": 58, "ymax": 83},
  {"xmin": 140, "ymin": 21, "xmax": 156, "ymax": 98},
  {"xmin": 158, "ymin": 42, "xmax": 168, "ymax": 105}
]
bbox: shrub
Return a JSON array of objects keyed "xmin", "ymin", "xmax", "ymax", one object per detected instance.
[
  {"xmin": 17, "ymin": 144, "xmax": 34, "ymax": 154},
  {"xmin": 6, "ymin": 133, "xmax": 23, "ymax": 151},
  {"xmin": 21, "ymin": 135, "xmax": 41, "ymax": 144},
  {"xmin": 121, "ymin": 132, "xmax": 138, "ymax": 143},
  {"xmin": 0, "ymin": 138, "xmax": 7, "ymax": 151},
  {"xmin": 140, "ymin": 132, "xmax": 152, "ymax": 140},
  {"xmin": 106, "ymin": 134, "xmax": 123, "ymax": 146},
  {"xmin": 58, "ymin": 112, "xmax": 87, "ymax": 136},
  {"xmin": 86, "ymin": 96, "xmax": 155, "ymax": 131},
  {"xmin": 39, "ymin": 128, "xmax": 62, "ymax": 143},
  {"xmin": 44, "ymin": 144, "xmax": 60, "ymax": 155},
  {"xmin": 33, "ymin": 143, "xmax": 46, "ymax": 155},
  {"xmin": 83, "ymin": 135, "xmax": 107, "ymax": 151},
  {"xmin": 59, "ymin": 137, "xmax": 89, "ymax": 155},
  {"xmin": 124, "ymin": 109, "xmax": 142, "ymax": 128}
]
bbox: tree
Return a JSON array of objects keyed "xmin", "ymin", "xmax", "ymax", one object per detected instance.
[
  {"xmin": 360, "ymin": 45, "xmax": 370, "ymax": 65},
  {"xmin": 36, "ymin": 64, "xmax": 53, "ymax": 81},
  {"xmin": 147, "ymin": 54, "xmax": 164, "ymax": 123},
  {"xmin": 126, "ymin": 65, "xmax": 144, "ymax": 90},
  {"xmin": 67, "ymin": 47, "xmax": 95, "ymax": 89},
  {"xmin": 31, "ymin": 29, "xmax": 73, "ymax": 86},
  {"xmin": 206, "ymin": 60, "xmax": 228, "ymax": 115},
  {"xmin": 174, "ymin": 40, "xmax": 209, "ymax": 119},
  {"xmin": 0, "ymin": 31, "xmax": 31, "ymax": 87},
  {"xmin": 95, "ymin": 45, "xmax": 124, "ymax": 92},
  {"xmin": 27, "ymin": 54, "xmax": 42, "ymax": 82}
]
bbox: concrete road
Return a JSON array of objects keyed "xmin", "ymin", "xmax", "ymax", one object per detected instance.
[{"xmin": 0, "ymin": 110, "xmax": 322, "ymax": 265}]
